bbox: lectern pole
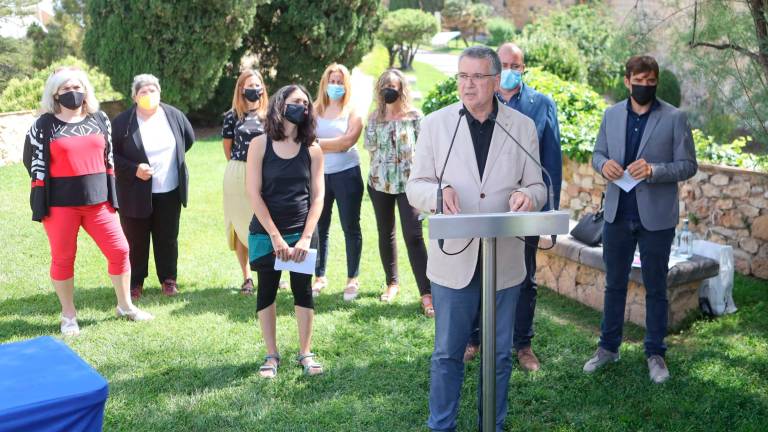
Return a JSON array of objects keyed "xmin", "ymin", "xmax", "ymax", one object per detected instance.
[{"xmin": 481, "ymin": 237, "xmax": 496, "ymax": 432}]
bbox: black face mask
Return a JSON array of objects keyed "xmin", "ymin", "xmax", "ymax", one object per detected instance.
[
  {"xmin": 630, "ymin": 84, "xmax": 657, "ymax": 106},
  {"xmin": 382, "ymin": 88, "xmax": 400, "ymax": 104},
  {"xmin": 57, "ymin": 91, "xmax": 85, "ymax": 110},
  {"xmin": 243, "ymin": 88, "xmax": 262, "ymax": 102},
  {"xmin": 284, "ymin": 103, "xmax": 307, "ymax": 125}
]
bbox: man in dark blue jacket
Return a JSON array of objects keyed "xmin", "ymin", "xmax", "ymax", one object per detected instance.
[{"xmin": 465, "ymin": 43, "xmax": 562, "ymax": 372}]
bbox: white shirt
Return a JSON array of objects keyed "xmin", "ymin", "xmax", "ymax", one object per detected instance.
[{"xmin": 138, "ymin": 108, "xmax": 178, "ymax": 193}]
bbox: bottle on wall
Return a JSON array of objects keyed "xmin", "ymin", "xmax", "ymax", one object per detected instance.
[{"xmin": 679, "ymin": 219, "xmax": 694, "ymax": 259}]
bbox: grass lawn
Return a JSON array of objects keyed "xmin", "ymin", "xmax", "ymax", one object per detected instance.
[{"xmin": 1, "ymin": 137, "xmax": 767, "ymax": 431}]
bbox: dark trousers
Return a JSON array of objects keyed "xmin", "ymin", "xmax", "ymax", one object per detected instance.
[
  {"xmin": 468, "ymin": 236, "xmax": 538, "ymax": 348},
  {"xmin": 367, "ymin": 185, "xmax": 430, "ymax": 296},
  {"xmin": 599, "ymin": 219, "xmax": 675, "ymax": 357},
  {"xmin": 316, "ymin": 166, "xmax": 363, "ymax": 278},
  {"xmin": 256, "ymin": 270, "xmax": 313, "ymax": 311},
  {"xmin": 119, "ymin": 189, "xmax": 181, "ymax": 287}
]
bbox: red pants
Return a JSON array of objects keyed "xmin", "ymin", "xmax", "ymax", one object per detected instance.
[{"xmin": 42, "ymin": 203, "xmax": 130, "ymax": 280}]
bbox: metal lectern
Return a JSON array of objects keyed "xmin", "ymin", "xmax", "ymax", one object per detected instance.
[{"xmin": 428, "ymin": 210, "xmax": 570, "ymax": 431}]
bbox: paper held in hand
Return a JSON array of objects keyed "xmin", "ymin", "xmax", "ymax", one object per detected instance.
[
  {"xmin": 274, "ymin": 248, "xmax": 317, "ymax": 275},
  {"xmin": 613, "ymin": 169, "xmax": 642, "ymax": 192}
]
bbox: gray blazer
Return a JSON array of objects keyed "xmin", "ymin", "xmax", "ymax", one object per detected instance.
[{"xmin": 591, "ymin": 99, "xmax": 698, "ymax": 231}]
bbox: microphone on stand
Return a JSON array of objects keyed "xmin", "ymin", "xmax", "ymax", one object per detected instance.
[
  {"xmin": 489, "ymin": 114, "xmax": 557, "ymax": 247},
  {"xmin": 436, "ymin": 108, "xmax": 467, "ymax": 217}
]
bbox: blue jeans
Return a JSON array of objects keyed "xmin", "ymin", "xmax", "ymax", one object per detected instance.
[
  {"xmin": 599, "ymin": 219, "xmax": 675, "ymax": 357},
  {"xmin": 468, "ymin": 236, "xmax": 537, "ymax": 349},
  {"xmin": 428, "ymin": 268, "xmax": 521, "ymax": 432},
  {"xmin": 315, "ymin": 165, "xmax": 363, "ymax": 278}
]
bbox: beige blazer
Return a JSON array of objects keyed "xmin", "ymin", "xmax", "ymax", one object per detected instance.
[{"xmin": 406, "ymin": 102, "xmax": 546, "ymax": 290}]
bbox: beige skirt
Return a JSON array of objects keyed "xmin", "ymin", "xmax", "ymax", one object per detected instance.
[{"xmin": 223, "ymin": 159, "xmax": 253, "ymax": 250}]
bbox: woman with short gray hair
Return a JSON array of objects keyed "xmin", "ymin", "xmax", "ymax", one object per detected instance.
[{"xmin": 111, "ymin": 74, "xmax": 195, "ymax": 300}]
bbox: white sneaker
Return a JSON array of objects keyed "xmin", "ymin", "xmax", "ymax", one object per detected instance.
[
  {"xmin": 60, "ymin": 315, "xmax": 80, "ymax": 336},
  {"xmin": 116, "ymin": 305, "xmax": 154, "ymax": 321},
  {"xmin": 342, "ymin": 281, "xmax": 359, "ymax": 301}
]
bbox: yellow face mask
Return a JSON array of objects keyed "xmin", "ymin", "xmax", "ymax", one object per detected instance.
[{"xmin": 137, "ymin": 93, "xmax": 160, "ymax": 110}]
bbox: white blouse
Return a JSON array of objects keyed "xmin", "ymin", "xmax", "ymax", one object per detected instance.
[{"xmin": 138, "ymin": 108, "xmax": 178, "ymax": 193}]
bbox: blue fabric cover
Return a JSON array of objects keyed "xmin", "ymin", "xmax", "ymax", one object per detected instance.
[{"xmin": 0, "ymin": 336, "xmax": 108, "ymax": 432}]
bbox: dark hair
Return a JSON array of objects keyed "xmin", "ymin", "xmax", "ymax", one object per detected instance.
[
  {"xmin": 265, "ymin": 84, "xmax": 317, "ymax": 146},
  {"xmin": 459, "ymin": 45, "xmax": 502, "ymax": 75},
  {"xmin": 625, "ymin": 55, "xmax": 659, "ymax": 79}
]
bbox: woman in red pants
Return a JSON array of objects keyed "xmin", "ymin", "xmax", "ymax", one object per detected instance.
[{"xmin": 23, "ymin": 67, "xmax": 153, "ymax": 336}]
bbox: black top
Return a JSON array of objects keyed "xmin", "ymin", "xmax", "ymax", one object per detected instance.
[
  {"xmin": 111, "ymin": 103, "xmax": 195, "ymax": 219},
  {"xmin": 464, "ymin": 99, "xmax": 498, "ymax": 179},
  {"xmin": 222, "ymin": 110, "xmax": 265, "ymax": 161},
  {"xmin": 617, "ymin": 99, "xmax": 659, "ymax": 221},
  {"xmin": 249, "ymin": 137, "xmax": 311, "ymax": 235}
]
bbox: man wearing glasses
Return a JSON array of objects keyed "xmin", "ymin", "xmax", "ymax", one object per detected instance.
[
  {"xmin": 406, "ymin": 46, "xmax": 546, "ymax": 432},
  {"xmin": 464, "ymin": 43, "xmax": 563, "ymax": 371}
]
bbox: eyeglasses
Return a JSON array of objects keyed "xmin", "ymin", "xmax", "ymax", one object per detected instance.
[{"xmin": 455, "ymin": 73, "xmax": 497, "ymax": 83}]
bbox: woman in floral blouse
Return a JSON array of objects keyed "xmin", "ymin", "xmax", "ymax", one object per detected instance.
[
  {"xmin": 365, "ymin": 69, "xmax": 432, "ymax": 317},
  {"xmin": 222, "ymin": 70, "xmax": 268, "ymax": 294}
]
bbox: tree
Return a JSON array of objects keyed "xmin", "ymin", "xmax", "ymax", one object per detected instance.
[
  {"xmin": 26, "ymin": 0, "xmax": 85, "ymax": 69},
  {"xmin": 84, "ymin": 0, "xmax": 262, "ymax": 112},
  {"xmin": 683, "ymin": 0, "xmax": 768, "ymax": 144},
  {"xmin": 441, "ymin": 0, "xmax": 490, "ymax": 46},
  {"xmin": 242, "ymin": 0, "xmax": 381, "ymax": 94},
  {"xmin": 378, "ymin": 8, "xmax": 439, "ymax": 70},
  {"xmin": 0, "ymin": 36, "xmax": 34, "ymax": 93}
]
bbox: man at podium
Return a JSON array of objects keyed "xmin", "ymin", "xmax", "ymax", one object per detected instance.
[{"xmin": 406, "ymin": 46, "xmax": 546, "ymax": 432}]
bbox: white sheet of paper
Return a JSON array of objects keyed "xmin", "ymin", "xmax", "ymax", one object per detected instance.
[
  {"xmin": 274, "ymin": 248, "xmax": 317, "ymax": 275},
  {"xmin": 613, "ymin": 170, "xmax": 642, "ymax": 192},
  {"xmin": 632, "ymin": 253, "xmax": 690, "ymax": 269}
]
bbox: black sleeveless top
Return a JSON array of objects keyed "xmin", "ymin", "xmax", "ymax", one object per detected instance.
[{"xmin": 249, "ymin": 137, "xmax": 311, "ymax": 234}]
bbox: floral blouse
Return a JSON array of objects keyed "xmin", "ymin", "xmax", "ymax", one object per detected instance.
[
  {"xmin": 364, "ymin": 111, "xmax": 422, "ymax": 194},
  {"xmin": 222, "ymin": 110, "xmax": 265, "ymax": 161}
]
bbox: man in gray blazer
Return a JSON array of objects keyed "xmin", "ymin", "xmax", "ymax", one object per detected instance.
[{"xmin": 583, "ymin": 55, "xmax": 697, "ymax": 383}]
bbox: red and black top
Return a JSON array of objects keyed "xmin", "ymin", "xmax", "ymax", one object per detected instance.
[{"xmin": 23, "ymin": 112, "xmax": 118, "ymax": 221}]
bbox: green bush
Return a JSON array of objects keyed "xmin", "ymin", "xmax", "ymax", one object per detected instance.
[
  {"xmin": 389, "ymin": 0, "xmax": 443, "ymax": 12},
  {"xmin": 518, "ymin": 32, "xmax": 587, "ymax": 83},
  {"xmin": 84, "ymin": 0, "xmax": 262, "ymax": 112},
  {"xmin": 0, "ymin": 56, "xmax": 121, "ymax": 113},
  {"xmin": 422, "ymin": 67, "xmax": 607, "ymax": 162},
  {"xmin": 609, "ymin": 68, "xmax": 682, "ymax": 107},
  {"xmin": 487, "ymin": 17, "xmax": 516, "ymax": 46},
  {"xmin": 523, "ymin": 4, "xmax": 629, "ymax": 94},
  {"xmin": 693, "ymin": 130, "xmax": 767, "ymax": 171},
  {"xmin": 0, "ymin": 37, "xmax": 34, "ymax": 93},
  {"xmin": 244, "ymin": 0, "xmax": 381, "ymax": 95}
]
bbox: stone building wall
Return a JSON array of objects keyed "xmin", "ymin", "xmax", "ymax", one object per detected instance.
[
  {"xmin": 560, "ymin": 157, "xmax": 768, "ymax": 279},
  {"xmin": 0, "ymin": 110, "xmax": 36, "ymax": 167}
]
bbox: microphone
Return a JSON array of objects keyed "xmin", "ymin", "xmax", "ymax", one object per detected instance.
[
  {"xmin": 436, "ymin": 108, "xmax": 467, "ymax": 216},
  {"xmin": 490, "ymin": 114, "xmax": 557, "ymax": 247},
  {"xmin": 489, "ymin": 114, "xmax": 555, "ymax": 213}
]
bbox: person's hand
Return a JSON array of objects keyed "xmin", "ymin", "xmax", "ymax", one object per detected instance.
[
  {"xmin": 292, "ymin": 236, "xmax": 311, "ymax": 262},
  {"xmin": 509, "ymin": 191, "xmax": 533, "ymax": 212},
  {"xmin": 601, "ymin": 159, "xmax": 623, "ymax": 181},
  {"xmin": 627, "ymin": 158, "xmax": 652, "ymax": 180},
  {"xmin": 136, "ymin": 163, "xmax": 154, "ymax": 181},
  {"xmin": 442, "ymin": 186, "xmax": 461, "ymax": 214},
  {"xmin": 270, "ymin": 234, "xmax": 290, "ymax": 262}
]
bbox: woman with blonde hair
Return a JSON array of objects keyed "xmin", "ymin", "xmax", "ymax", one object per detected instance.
[
  {"xmin": 312, "ymin": 63, "xmax": 364, "ymax": 300},
  {"xmin": 22, "ymin": 67, "xmax": 154, "ymax": 336},
  {"xmin": 222, "ymin": 69, "xmax": 269, "ymax": 294},
  {"xmin": 365, "ymin": 69, "xmax": 431, "ymax": 316}
]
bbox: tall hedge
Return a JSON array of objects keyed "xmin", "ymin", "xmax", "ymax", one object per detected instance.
[
  {"xmin": 243, "ymin": 0, "xmax": 381, "ymax": 94},
  {"xmin": 83, "ymin": 0, "xmax": 261, "ymax": 112}
]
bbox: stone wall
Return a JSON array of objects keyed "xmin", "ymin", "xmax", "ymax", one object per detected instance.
[
  {"xmin": 0, "ymin": 110, "xmax": 36, "ymax": 167},
  {"xmin": 559, "ymin": 156, "xmax": 768, "ymax": 279}
]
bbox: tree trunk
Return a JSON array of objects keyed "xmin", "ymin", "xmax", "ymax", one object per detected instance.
[
  {"xmin": 748, "ymin": 0, "xmax": 768, "ymax": 79},
  {"xmin": 387, "ymin": 45, "xmax": 397, "ymax": 68}
]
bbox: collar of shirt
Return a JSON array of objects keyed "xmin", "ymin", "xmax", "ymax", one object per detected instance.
[
  {"xmin": 464, "ymin": 97, "xmax": 499, "ymax": 128},
  {"xmin": 625, "ymin": 98, "xmax": 660, "ymax": 117},
  {"xmin": 496, "ymin": 83, "xmax": 526, "ymax": 106}
]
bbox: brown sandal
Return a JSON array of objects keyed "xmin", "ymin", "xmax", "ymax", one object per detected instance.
[
  {"xmin": 421, "ymin": 294, "xmax": 435, "ymax": 318},
  {"xmin": 240, "ymin": 278, "xmax": 254, "ymax": 295}
]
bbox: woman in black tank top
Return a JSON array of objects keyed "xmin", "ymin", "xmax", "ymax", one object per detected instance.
[{"xmin": 245, "ymin": 84, "xmax": 325, "ymax": 378}]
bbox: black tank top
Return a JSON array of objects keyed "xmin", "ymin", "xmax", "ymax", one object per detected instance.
[{"xmin": 249, "ymin": 136, "xmax": 311, "ymax": 234}]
